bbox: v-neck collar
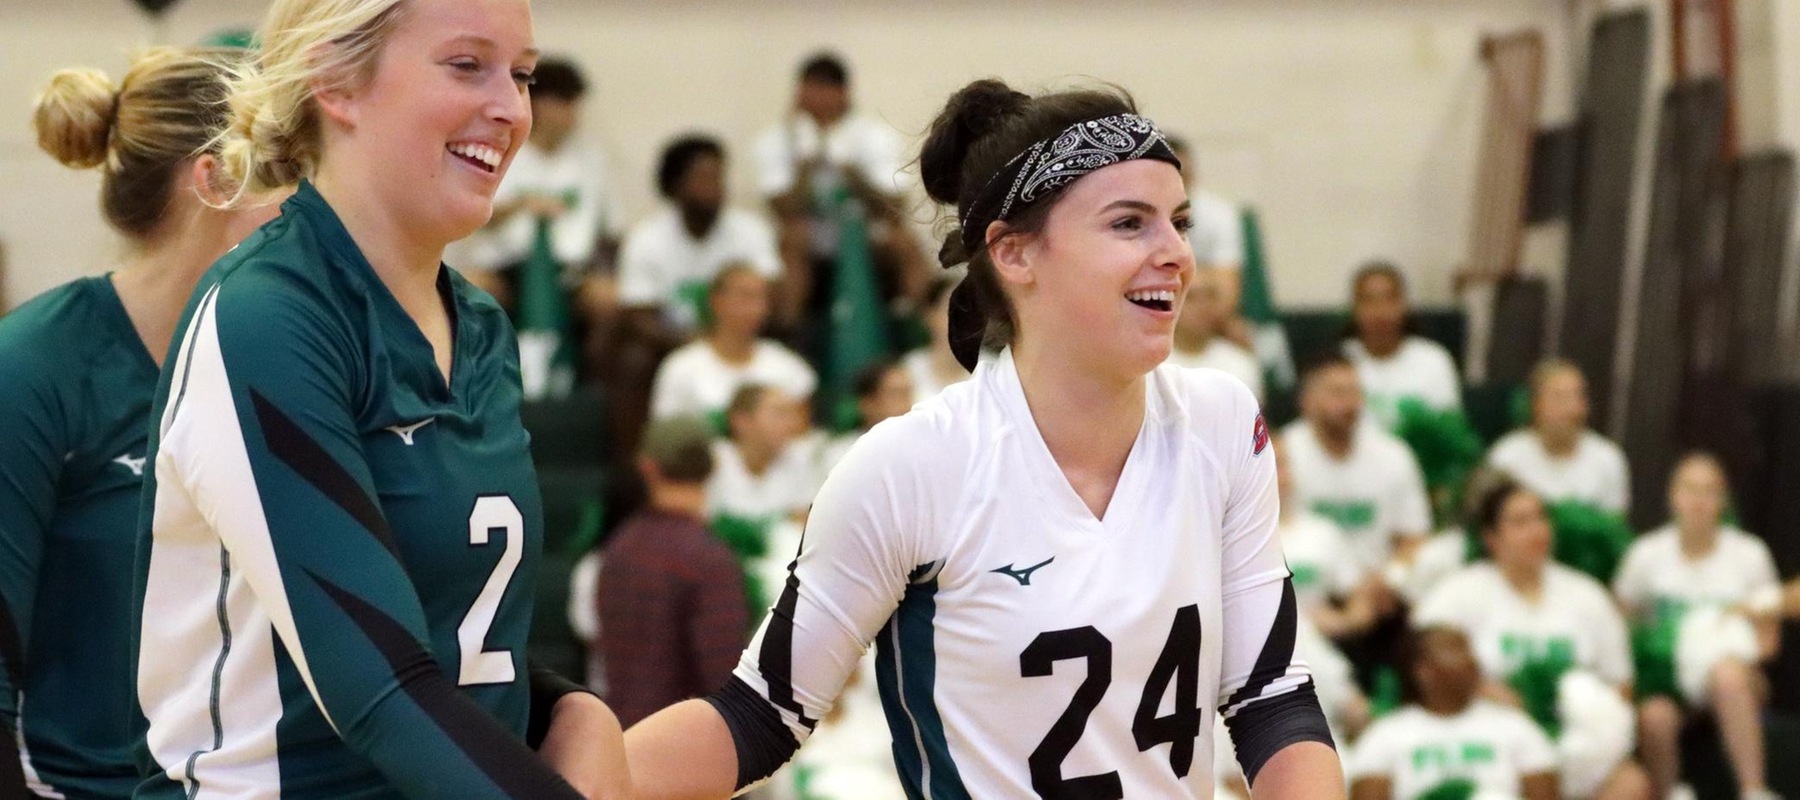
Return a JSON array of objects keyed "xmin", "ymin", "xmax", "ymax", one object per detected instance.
[
  {"xmin": 91, "ymin": 274, "xmax": 161, "ymax": 376},
  {"xmin": 988, "ymin": 348, "xmax": 1158, "ymax": 532},
  {"xmin": 285, "ymin": 180, "xmax": 466, "ymax": 400}
]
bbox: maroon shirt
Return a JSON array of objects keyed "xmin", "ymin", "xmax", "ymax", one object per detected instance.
[{"xmin": 596, "ymin": 507, "xmax": 751, "ymax": 727}]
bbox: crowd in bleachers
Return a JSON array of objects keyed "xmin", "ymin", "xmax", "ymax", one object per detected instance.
[{"xmin": 480, "ymin": 52, "xmax": 1797, "ymax": 800}]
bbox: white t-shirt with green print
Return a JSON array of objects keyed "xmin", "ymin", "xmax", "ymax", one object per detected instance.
[
  {"xmin": 1413, "ymin": 561, "xmax": 1633, "ymax": 690},
  {"xmin": 1349, "ymin": 701, "xmax": 1556, "ymax": 800},
  {"xmin": 1279, "ymin": 420, "xmax": 1432, "ymax": 571}
]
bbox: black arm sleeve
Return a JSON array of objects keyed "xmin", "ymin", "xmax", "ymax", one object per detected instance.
[
  {"xmin": 703, "ymin": 676, "xmax": 801, "ymax": 791},
  {"xmin": 1224, "ymin": 681, "xmax": 1335, "ymax": 785},
  {"xmin": 526, "ymin": 662, "xmax": 596, "ymax": 750}
]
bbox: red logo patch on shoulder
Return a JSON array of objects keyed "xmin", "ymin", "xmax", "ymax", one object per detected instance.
[{"xmin": 1251, "ymin": 414, "xmax": 1270, "ymax": 456}]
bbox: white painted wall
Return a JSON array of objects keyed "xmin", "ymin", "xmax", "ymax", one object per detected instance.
[{"xmin": 2, "ymin": 0, "xmax": 1589, "ymax": 310}]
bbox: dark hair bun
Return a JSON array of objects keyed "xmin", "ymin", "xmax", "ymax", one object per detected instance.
[{"xmin": 918, "ymin": 78, "xmax": 1028, "ymax": 206}]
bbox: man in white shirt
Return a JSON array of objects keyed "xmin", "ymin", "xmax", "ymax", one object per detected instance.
[
  {"xmin": 754, "ymin": 53, "xmax": 930, "ymax": 348},
  {"xmin": 1167, "ymin": 269, "xmax": 1263, "ymax": 400},
  {"xmin": 618, "ymin": 135, "xmax": 784, "ymax": 338},
  {"xmin": 1486, "ymin": 359, "xmax": 1630, "ymax": 515},
  {"xmin": 1281, "ymin": 354, "xmax": 1433, "ymax": 575},
  {"xmin": 1342, "ymin": 262, "xmax": 1463, "ymax": 429}
]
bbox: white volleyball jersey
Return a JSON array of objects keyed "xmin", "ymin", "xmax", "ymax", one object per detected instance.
[{"xmin": 730, "ymin": 351, "xmax": 1311, "ymax": 798}]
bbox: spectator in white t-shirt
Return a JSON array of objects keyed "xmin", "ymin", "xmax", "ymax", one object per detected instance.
[
  {"xmin": 1486, "ymin": 358, "xmax": 1631, "ymax": 516},
  {"xmin": 1349, "ymin": 626, "xmax": 1559, "ymax": 800},
  {"xmin": 707, "ymin": 384, "xmax": 816, "ymax": 525},
  {"xmin": 1414, "ymin": 479, "xmax": 1649, "ymax": 800},
  {"xmin": 755, "ymin": 53, "xmax": 930, "ymax": 342},
  {"xmin": 650, "ymin": 266, "xmax": 816, "ymax": 422},
  {"xmin": 901, "ymin": 277, "xmax": 971, "ymax": 404},
  {"xmin": 1271, "ymin": 438, "xmax": 1375, "ymax": 642},
  {"xmin": 618, "ymin": 134, "xmax": 784, "ymax": 339},
  {"xmin": 1342, "ymin": 261, "xmax": 1462, "ymax": 430},
  {"xmin": 1281, "ymin": 354, "xmax": 1433, "ymax": 576},
  {"xmin": 1614, "ymin": 453, "xmax": 1783, "ymax": 800},
  {"xmin": 1168, "ymin": 269, "xmax": 1263, "ymax": 400}
]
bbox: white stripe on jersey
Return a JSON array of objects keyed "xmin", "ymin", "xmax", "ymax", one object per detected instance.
[
  {"xmin": 139, "ymin": 287, "xmax": 302, "ymax": 797},
  {"xmin": 15, "ymin": 693, "xmax": 66, "ymax": 799}
]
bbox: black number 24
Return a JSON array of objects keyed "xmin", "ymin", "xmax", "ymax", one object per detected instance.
[{"xmin": 1018, "ymin": 604, "xmax": 1202, "ymax": 800}]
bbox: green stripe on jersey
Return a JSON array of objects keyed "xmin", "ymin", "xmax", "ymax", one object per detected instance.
[{"xmin": 875, "ymin": 563, "xmax": 969, "ymax": 800}]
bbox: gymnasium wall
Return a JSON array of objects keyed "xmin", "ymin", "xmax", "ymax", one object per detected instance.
[{"xmin": 2, "ymin": 0, "xmax": 1600, "ymax": 312}]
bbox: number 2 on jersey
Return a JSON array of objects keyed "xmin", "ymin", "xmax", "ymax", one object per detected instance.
[
  {"xmin": 1019, "ymin": 604, "xmax": 1203, "ymax": 799},
  {"xmin": 458, "ymin": 494, "xmax": 523, "ymax": 686}
]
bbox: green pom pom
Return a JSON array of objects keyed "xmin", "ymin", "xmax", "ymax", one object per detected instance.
[
  {"xmin": 1544, "ymin": 500, "xmax": 1634, "ymax": 584},
  {"xmin": 710, "ymin": 514, "xmax": 774, "ymax": 624},
  {"xmin": 1394, "ymin": 398, "xmax": 1485, "ymax": 526}
]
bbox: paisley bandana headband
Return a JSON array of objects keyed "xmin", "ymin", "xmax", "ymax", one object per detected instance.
[{"xmin": 955, "ymin": 113, "xmax": 1181, "ymax": 256}]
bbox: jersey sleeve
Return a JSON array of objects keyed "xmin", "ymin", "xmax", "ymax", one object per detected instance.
[
  {"xmin": 155, "ymin": 277, "xmax": 579, "ymax": 799},
  {"xmin": 0, "ymin": 343, "xmax": 62, "ymax": 757},
  {"xmin": 704, "ymin": 416, "xmax": 940, "ymax": 789},
  {"xmin": 1206, "ymin": 377, "xmax": 1333, "ymax": 781}
]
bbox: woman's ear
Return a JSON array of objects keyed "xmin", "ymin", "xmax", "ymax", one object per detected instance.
[
  {"xmin": 985, "ymin": 220, "xmax": 1036, "ymax": 289},
  {"xmin": 189, "ymin": 154, "xmax": 231, "ymax": 207},
  {"xmin": 311, "ymin": 71, "xmax": 360, "ymax": 130}
]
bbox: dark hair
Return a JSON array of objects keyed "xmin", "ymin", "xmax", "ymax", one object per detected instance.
[
  {"xmin": 1346, "ymin": 259, "xmax": 1419, "ymax": 339},
  {"xmin": 531, "ymin": 58, "xmax": 587, "ymax": 102},
  {"xmin": 1472, "ymin": 473, "xmax": 1533, "ymax": 534},
  {"xmin": 1299, "ymin": 352, "xmax": 1355, "ymax": 387},
  {"xmin": 852, "ymin": 360, "xmax": 902, "ymax": 400},
  {"xmin": 798, "ymin": 52, "xmax": 848, "ymax": 86},
  {"xmin": 918, "ymin": 79, "xmax": 1138, "ymax": 365},
  {"xmin": 657, "ymin": 133, "xmax": 725, "ymax": 198},
  {"xmin": 1396, "ymin": 625, "xmax": 1466, "ymax": 705}
]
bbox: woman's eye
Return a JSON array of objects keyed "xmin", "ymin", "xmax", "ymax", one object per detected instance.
[
  {"xmin": 1112, "ymin": 216, "xmax": 1143, "ymax": 232},
  {"xmin": 1173, "ymin": 217, "xmax": 1195, "ymax": 234},
  {"xmin": 449, "ymin": 58, "xmax": 481, "ymax": 74},
  {"xmin": 513, "ymin": 69, "xmax": 537, "ymax": 86}
]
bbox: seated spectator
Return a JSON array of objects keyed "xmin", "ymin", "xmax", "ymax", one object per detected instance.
[
  {"xmin": 1166, "ymin": 135, "xmax": 1246, "ymax": 318},
  {"xmin": 1342, "ymin": 261, "xmax": 1461, "ymax": 429},
  {"xmin": 596, "ymin": 416, "xmax": 749, "ymax": 728},
  {"xmin": 649, "ymin": 265, "xmax": 816, "ymax": 421},
  {"xmin": 901, "ymin": 277, "xmax": 971, "ymax": 403},
  {"xmin": 1486, "ymin": 358, "xmax": 1630, "ymax": 516},
  {"xmin": 817, "ymin": 359, "xmax": 915, "ymax": 483},
  {"xmin": 1168, "ymin": 268, "xmax": 1263, "ymax": 399},
  {"xmin": 708, "ymin": 384, "xmax": 816, "ymax": 525},
  {"xmin": 618, "ymin": 133, "xmax": 784, "ymax": 337},
  {"xmin": 1614, "ymin": 453, "xmax": 1783, "ymax": 800},
  {"xmin": 1414, "ymin": 479, "xmax": 1648, "ymax": 800},
  {"xmin": 1349, "ymin": 627, "xmax": 1559, "ymax": 800},
  {"xmin": 1272, "ymin": 437, "xmax": 1376, "ymax": 641},
  {"xmin": 1281, "ymin": 354, "xmax": 1432, "ymax": 575}
]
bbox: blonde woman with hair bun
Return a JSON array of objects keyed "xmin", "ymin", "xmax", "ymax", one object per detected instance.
[
  {"xmin": 129, "ymin": 0, "xmax": 629, "ymax": 798},
  {"xmin": 0, "ymin": 45, "xmax": 280, "ymax": 799}
]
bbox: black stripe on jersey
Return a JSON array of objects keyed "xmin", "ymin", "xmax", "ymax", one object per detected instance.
[
  {"xmin": 185, "ymin": 544, "xmax": 237, "ymax": 794},
  {"xmin": 250, "ymin": 391, "xmax": 399, "ymax": 559},
  {"xmin": 0, "ymin": 592, "xmax": 24, "ymax": 694},
  {"xmin": 1220, "ymin": 576, "xmax": 1299, "ymax": 713},
  {"xmin": 754, "ymin": 530, "xmax": 817, "ymax": 732},
  {"xmin": 307, "ymin": 570, "xmax": 583, "ymax": 800}
]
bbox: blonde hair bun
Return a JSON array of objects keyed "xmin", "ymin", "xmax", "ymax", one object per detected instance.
[{"xmin": 33, "ymin": 68, "xmax": 119, "ymax": 169}]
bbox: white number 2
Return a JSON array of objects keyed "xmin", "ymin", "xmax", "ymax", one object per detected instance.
[{"xmin": 458, "ymin": 495, "xmax": 523, "ymax": 686}]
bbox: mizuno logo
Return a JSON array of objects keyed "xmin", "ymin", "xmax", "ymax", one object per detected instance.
[
  {"xmin": 989, "ymin": 557, "xmax": 1055, "ymax": 586},
  {"xmin": 113, "ymin": 454, "xmax": 146, "ymax": 476},
  {"xmin": 385, "ymin": 418, "xmax": 436, "ymax": 445}
]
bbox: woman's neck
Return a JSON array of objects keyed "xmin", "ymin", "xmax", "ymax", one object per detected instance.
[
  {"xmin": 1534, "ymin": 425, "xmax": 1581, "ymax": 457},
  {"xmin": 1498, "ymin": 560, "xmax": 1545, "ymax": 601},
  {"xmin": 312, "ymin": 172, "xmax": 443, "ymax": 313},
  {"xmin": 1361, "ymin": 332, "xmax": 1403, "ymax": 359},
  {"xmin": 1012, "ymin": 339, "xmax": 1145, "ymax": 515},
  {"xmin": 111, "ymin": 215, "xmax": 226, "ymax": 367},
  {"xmin": 1678, "ymin": 524, "xmax": 1720, "ymax": 559},
  {"xmin": 708, "ymin": 331, "xmax": 756, "ymax": 363}
]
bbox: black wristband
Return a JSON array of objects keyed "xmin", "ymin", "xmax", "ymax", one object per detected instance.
[
  {"xmin": 1223, "ymin": 682, "xmax": 1335, "ymax": 785},
  {"xmin": 526, "ymin": 663, "xmax": 595, "ymax": 749}
]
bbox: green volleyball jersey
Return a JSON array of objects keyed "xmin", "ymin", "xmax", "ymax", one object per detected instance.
[
  {"xmin": 0, "ymin": 275, "xmax": 157, "ymax": 798},
  {"xmin": 131, "ymin": 182, "xmax": 580, "ymax": 799}
]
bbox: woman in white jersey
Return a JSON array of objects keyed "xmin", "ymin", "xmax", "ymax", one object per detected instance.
[
  {"xmin": 1412, "ymin": 478, "xmax": 1648, "ymax": 799},
  {"xmin": 622, "ymin": 80, "xmax": 1340, "ymax": 798}
]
